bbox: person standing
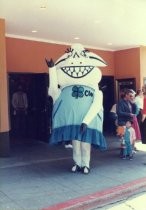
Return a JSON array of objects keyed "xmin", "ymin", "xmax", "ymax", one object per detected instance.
[
  {"xmin": 121, "ymin": 120, "xmax": 136, "ymax": 160},
  {"xmin": 12, "ymin": 85, "xmax": 28, "ymax": 137},
  {"xmin": 46, "ymin": 44, "xmax": 107, "ymax": 174},
  {"xmin": 129, "ymin": 90, "xmax": 141, "ymax": 142},
  {"xmin": 116, "ymin": 89, "xmax": 141, "ymax": 151},
  {"xmin": 135, "ymin": 89, "xmax": 144, "ymax": 126},
  {"xmin": 117, "ymin": 89, "xmax": 137, "ymax": 126},
  {"xmin": 141, "ymin": 92, "xmax": 146, "ymax": 144}
]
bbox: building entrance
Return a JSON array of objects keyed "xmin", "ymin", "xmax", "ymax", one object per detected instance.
[
  {"xmin": 9, "ymin": 73, "xmax": 52, "ymax": 144},
  {"xmin": 99, "ymin": 76, "xmax": 115, "ymax": 133}
]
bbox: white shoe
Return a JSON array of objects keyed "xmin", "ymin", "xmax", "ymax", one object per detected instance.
[
  {"xmin": 132, "ymin": 150, "xmax": 137, "ymax": 154},
  {"xmin": 82, "ymin": 166, "xmax": 90, "ymax": 174},
  {"xmin": 71, "ymin": 165, "xmax": 81, "ymax": 172},
  {"xmin": 65, "ymin": 144, "xmax": 73, "ymax": 149}
]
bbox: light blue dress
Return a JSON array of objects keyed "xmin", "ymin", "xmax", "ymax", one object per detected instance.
[{"xmin": 50, "ymin": 85, "xmax": 107, "ymax": 150}]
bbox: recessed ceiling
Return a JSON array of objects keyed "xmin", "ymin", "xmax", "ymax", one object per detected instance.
[{"xmin": 1, "ymin": 0, "xmax": 146, "ymax": 51}]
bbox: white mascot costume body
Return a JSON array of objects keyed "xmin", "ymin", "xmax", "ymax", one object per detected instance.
[{"xmin": 47, "ymin": 43, "xmax": 107, "ymax": 174}]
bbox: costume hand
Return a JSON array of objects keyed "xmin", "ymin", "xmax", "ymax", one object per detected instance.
[
  {"xmin": 45, "ymin": 58, "xmax": 54, "ymax": 67},
  {"xmin": 80, "ymin": 123, "xmax": 87, "ymax": 133}
]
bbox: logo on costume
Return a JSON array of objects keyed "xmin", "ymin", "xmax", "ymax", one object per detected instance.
[{"xmin": 72, "ymin": 86, "xmax": 93, "ymax": 99}]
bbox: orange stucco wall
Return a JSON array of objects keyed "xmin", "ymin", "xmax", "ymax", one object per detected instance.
[
  {"xmin": 6, "ymin": 37, "xmax": 144, "ymax": 90},
  {"xmin": 90, "ymin": 48, "xmax": 115, "ymax": 75},
  {"xmin": 6, "ymin": 38, "xmax": 68, "ymax": 73},
  {"xmin": 114, "ymin": 48, "xmax": 141, "ymax": 89},
  {"xmin": 6, "ymin": 37, "xmax": 115, "ymax": 75}
]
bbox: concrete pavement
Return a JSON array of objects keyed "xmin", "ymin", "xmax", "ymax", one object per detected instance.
[
  {"xmin": 0, "ymin": 135, "xmax": 146, "ymax": 210},
  {"xmin": 97, "ymin": 191, "xmax": 146, "ymax": 210}
]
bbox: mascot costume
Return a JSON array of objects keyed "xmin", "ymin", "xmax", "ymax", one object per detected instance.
[{"xmin": 46, "ymin": 43, "xmax": 107, "ymax": 174}]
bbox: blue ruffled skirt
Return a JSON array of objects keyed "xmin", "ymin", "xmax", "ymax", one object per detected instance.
[{"xmin": 50, "ymin": 85, "xmax": 107, "ymax": 150}]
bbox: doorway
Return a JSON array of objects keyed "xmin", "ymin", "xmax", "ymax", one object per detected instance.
[
  {"xmin": 9, "ymin": 73, "xmax": 52, "ymax": 144},
  {"xmin": 116, "ymin": 78, "xmax": 136, "ymax": 100},
  {"xmin": 99, "ymin": 76, "xmax": 115, "ymax": 133},
  {"xmin": 9, "ymin": 73, "xmax": 115, "ymax": 142}
]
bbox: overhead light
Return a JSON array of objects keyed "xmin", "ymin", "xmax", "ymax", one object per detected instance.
[
  {"xmin": 31, "ymin": 30, "xmax": 37, "ymax": 33},
  {"xmin": 74, "ymin": 37, "xmax": 80, "ymax": 40},
  {"xmin": 107, "ymin": 42, "xmax": 112, "ymax": 45}
]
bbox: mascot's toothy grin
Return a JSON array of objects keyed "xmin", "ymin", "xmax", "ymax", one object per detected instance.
[{"xmin": 61, "ymin": 66, "xmax": 94, "ymax": 78}]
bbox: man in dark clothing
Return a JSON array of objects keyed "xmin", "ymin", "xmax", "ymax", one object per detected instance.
[
  {"xmin": 117, "ymin": 89, "xmax": 138, "ymax": 126},
  {"xmin": 12, "ymin": 85, "xmax": 28, "ymax": 137}
]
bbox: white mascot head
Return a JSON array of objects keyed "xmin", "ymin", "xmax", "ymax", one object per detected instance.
[{"xmin": 55, "ymin": 43, "xmax": 106, "ymax": 89}]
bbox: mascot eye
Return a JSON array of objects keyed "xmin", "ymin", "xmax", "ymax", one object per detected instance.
[{"xmin": 80, "ymin": 50, "xmax": 89, "ymax": 58}]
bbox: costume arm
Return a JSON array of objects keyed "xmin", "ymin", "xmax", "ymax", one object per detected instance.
[
  {"xmin": 48, "ymin": 66, "xmax": 61, "ymax": 102},
  {"xmin": 82, "ymin": 90, "xmax": 103, "ymax": 125}
]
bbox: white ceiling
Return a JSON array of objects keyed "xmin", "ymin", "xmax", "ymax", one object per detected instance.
[{"xmin": 1, "ymin": 0, "xmax": 146, "ymax": 51}]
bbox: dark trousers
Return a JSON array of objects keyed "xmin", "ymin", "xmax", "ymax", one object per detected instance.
[
  {"xmin": 13, "ymin": 110, "xmax": 27, "ymax": 138},
  {"xmin": 140, "ymin": 119, "xmax": 146, "ymax": 144},
  {"xmin": 109, "ymin": 112, "xmax": 117, "ymax": 135}
]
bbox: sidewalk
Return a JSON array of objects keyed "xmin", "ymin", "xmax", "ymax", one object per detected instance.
[
  {"xmin": 0, "ymin": 135, "xmax": 146, "ymax": 210},
  {"xmin": 98, "ymin": 192, "xmax": 146, "ymax": 210}
]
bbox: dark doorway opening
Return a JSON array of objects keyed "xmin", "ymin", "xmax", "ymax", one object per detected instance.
[
  {"xmin": 99, "ymin": 76, "xmax": 115, "ymax": 133},
  {"xmin": 116, "ymin": 78, "xmax": 136, "ymax": 101},
  {"xmin": 9, "ymin": 73, "xmax": 52, "ymax": 144}
]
